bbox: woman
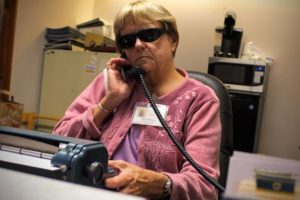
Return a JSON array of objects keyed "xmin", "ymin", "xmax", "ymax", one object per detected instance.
[{"xmin": 53, "ymin": 1, "xmax": 221, "ymax": 199}]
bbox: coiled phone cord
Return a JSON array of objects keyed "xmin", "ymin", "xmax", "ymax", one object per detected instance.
[{"xmin": 137, "ymin": 72, "xmax": 225, "ymax": 193}]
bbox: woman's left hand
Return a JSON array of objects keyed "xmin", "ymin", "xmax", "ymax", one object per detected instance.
[{"xmin": 105, "ymin": 160, "xmax": 168, "ymax": 199}]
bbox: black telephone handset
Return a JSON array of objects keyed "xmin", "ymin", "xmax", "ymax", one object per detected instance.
[
  {"xmin": 120, "ymin": 53, "xmax": 145, "ymax": 81},
  {"xmin": 121, "ymin": 64, "xmax": 145, "ymax": 82}
]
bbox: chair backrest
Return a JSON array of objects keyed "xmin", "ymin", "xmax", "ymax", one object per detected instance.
[{"xmin": 187, "ymin": 71, "xmax": 233, "ymax": 188}]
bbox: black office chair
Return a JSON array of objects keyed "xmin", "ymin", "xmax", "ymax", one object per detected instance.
[{"xmin": 187, "ymin": 71, "xmax": 233, "ymax": 191}]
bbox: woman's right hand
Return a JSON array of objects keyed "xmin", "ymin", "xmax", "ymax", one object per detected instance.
[
  {"xmin": 104, "ymin": 57, "xmax": 137, "ymax": 107},
  {"xmin": 93, "ymin": 57, "xmax": 136, "ymax": 124}
]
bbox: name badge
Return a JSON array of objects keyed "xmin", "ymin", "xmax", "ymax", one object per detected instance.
[{"xmin": 132, "ymin": 102, "xmax": 169, "ymax": 127}]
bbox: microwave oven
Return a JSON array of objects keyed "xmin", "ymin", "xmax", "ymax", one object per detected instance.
[{"xmin": 208, "ymin": 57, "xmax": 268, "ymax": 93}]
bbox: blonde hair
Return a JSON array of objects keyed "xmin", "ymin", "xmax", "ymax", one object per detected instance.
[{"xmin": 114, "ymin": 0, "xmax": 179, "ymax": 54}]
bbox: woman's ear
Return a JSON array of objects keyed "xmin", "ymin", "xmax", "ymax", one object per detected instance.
[{"xmin": 170, "ymin": 36, "xmax": 178, "ymax": 52}]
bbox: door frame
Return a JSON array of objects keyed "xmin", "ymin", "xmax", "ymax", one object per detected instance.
[{"xmin": 0, "ymin": 0, "xmax": 18, "ymax": 100}]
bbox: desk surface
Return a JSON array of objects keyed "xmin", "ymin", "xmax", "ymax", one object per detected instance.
[
  {"xmin": 0, "ymin": 167, "xmax": 144, "ymax": 200},
  {"xmin": 237, "ymin": 180, "xmax": 299, "ymax": 200}
]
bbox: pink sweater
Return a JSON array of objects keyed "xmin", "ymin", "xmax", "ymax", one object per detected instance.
[{"xmin": 53, "ymin": 69, "xmax": 221, "ymax": 200}]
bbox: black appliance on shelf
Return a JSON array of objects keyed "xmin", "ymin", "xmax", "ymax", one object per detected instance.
[{"xmin": 214, "ymin": 11, "xmax": 243, "ymax": 58}]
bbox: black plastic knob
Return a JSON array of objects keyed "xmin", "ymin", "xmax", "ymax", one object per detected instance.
[{"xmin": 86, "ymin": 162, "xmax": 104, "ymax": 184}]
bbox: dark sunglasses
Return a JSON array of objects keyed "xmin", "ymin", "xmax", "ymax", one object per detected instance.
[{"xmin": 118, "ymin": 27, "xmax": 166, "ymax": 49}]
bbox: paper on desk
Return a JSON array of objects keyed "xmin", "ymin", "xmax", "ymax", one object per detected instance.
[{"xmin": 226, "ymin": 151, "xmax": 300, "ymax": 194}]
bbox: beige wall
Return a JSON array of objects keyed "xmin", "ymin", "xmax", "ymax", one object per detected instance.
[
  {"xmin": 11, "ymin": 0, "xmax": 95, "ymax": 114},
  {"xmin": 11, "ymin": 0, "xmax": 300, "ymax": 160}
]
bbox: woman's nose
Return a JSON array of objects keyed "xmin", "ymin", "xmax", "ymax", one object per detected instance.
[{"xmin": 134, "ymin": 37, "xmax": 145, "ymax": 47}]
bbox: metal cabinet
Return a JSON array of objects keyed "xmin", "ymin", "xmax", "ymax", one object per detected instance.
[{"xmin": 38, "ymin": 50, "xmax": 118, "ymax": 131}]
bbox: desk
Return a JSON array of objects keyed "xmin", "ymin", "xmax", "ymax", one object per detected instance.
[{"xmin": 0, "ymin": 167, "xmax": 144, "ymax": 200}]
